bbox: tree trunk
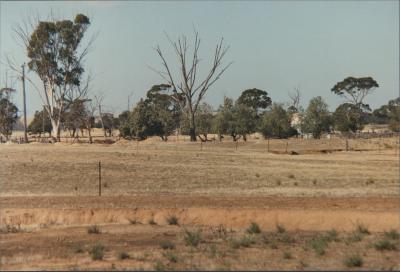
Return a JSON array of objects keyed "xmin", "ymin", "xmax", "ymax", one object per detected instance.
[
  {"xmin": 50, "ymin": 119, "xmax": 60, "ymax": 142},
  {"xmin": 189, "ymin": 111, "xmax": 197, "ymax": 142},
  {"xmin": 88, "ymin": 128, "xmax": 92, "ymax": 144}
]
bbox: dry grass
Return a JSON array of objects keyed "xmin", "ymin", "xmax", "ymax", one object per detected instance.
[{"xmin": 0, "ymin": 137, "xmax": 398, "ymax": 198}]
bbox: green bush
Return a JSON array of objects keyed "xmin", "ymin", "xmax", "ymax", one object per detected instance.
[
  {"xmin": 164, "ymin": 251, "xmax": 178, "ymax": 263},
  {"xmin": 374, "ymin": 240, "xmax": 397, "ymax": 251},
  {"xmin": 166, "ymin": 215, "xmax": 179, "ymax": 226},
  {"xmin": 246, "ymin": 222, "xmax": 261, "ymax": 234},
  {"xmin": 356, "ymin": 224, "xmax": 370, "ymax": 235},
  {"xmin": 309, "ymin": 235, "xmax": 328, "ymax": 256},
  {"xmin": 87, "ymin": 225, "xmax": 101, "ymax": 234},
  {"xmin": 283, "ymin": 251, "xmax": 292, "ymax": 259},
  {"xmin": 344, "ymin": 254, "xmax": 363, "ymax": 267},
  {"xmin": 276, "ymin": 224, "xmax": 286, "ymax": 233},
  {"xmin": 385, "ymin": 229, "xmax": 400, "ymax": 240},
  {"xmin": 90, "ymin": 244, "xmax": 105, "ymax": 260},
  {"xmin": 184, "ymin": 229, "xmax": 202, "ymax": 247}
]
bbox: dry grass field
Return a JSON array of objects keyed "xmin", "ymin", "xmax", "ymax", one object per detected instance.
[{"xmin": 0, "ymin": 136, "xmax": 399, "ymax": 270}]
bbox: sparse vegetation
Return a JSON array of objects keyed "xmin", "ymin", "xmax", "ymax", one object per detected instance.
[
  {"xmin": 344, "ymin": 254, "xmax": 363, "ymax": 267},
  {"xmin": 308, "ymin": 235, "xmax": 328, "ymax": 256},
  {"xmin": 283, "ymin": 251, "xmax": 292, "ymax": 259},
  {"xmin": 374, "ymin": 239, "xmax": 397, "ymax": 251},
  {"xmin": 87, "ymin": 225, "xmax": 101, "ymax": 234},
  {"xmin": 154, "ymin": 260, "xmax": 166, "ymax": 271},
  {"xmin": 163, "ymin": 251, "xmax": 178, "ymax": 263},
  {"xmin": 148, "ymin": 218, "xmax": 157, "ymax": 225},
  {"xmin": 246, "ymin": 222, "xmax": 261, "ymax": 234},
  {"xmin": 356, "ymin": 224, "xmax": 370, "ymax": 235},
  {"xmin": 73, "ymin": 244, "xmax": 84, "ymax": 253},
  {"xmin": 184, "ymin": 229, "xmax": 202, "ymax": 247},
  {"xmin": 166, "ymin": 215, "xmax": 179, "ymax": 226},
  {"xmin": 231, "ymin": 235, "xmax": 255, "ymax": 249},
  {"xmin": 384, "ymin": 229, "xmax": 400, "ymax": 240},
  {"xmin": 129, "ymin": 218, "xmax": 140, "ymax": 225},
  {"xmin": 118, "ymin": 251, "xmax": 130, "ymax": 260},
  {"xmin": 325, "ymin": 229, "xmax": 339, "ymax": 242},
  {"xmin": 288, "ymin": 174, "xmax": 295, "ymax": 179},
  {"xmin": 276, "ymin": 224, "xmax": 286, "ymax": 233},
  {"xmin": 90, "ymin": 244, "xmax": 105, "ymax": 260},
  {"xmin": 159, "ymin": 240, "xmax": 175, "ymax": 250},
  {"xmin": 365, "ymin": 178, "xmax": 375, "ymax": 185}
]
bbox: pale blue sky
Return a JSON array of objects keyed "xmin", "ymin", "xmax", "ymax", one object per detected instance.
[{"xmin": 0, "ymin": 0, "xmax": 399, "ymax": 116}]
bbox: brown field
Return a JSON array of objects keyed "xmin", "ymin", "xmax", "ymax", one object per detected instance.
[{"xmin": 0, "ymin": 136, "xmax": 399, "ymax": 270}]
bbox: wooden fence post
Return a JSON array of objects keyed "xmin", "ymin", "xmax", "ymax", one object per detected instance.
[
  {"xmin": 267, "ymin": 138, "xmax": 270, "ymax": 153},
  {"xmin": 346, "ymin": 139, "xmax": 349, "ymax": 151},
  {"xmin": 235, "ymin": 141, "xmax": 238, "ymax": 151},
  {"xmin": 98, "ymin": 161, "xmax": 101, "ymax": 196},
  {"xmin": 285, "ymin": 141, "xmax": 288, "ymax": 154}
]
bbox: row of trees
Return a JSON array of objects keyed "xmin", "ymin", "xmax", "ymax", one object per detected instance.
[{"xmin": 1, "ymin": 13, "xmax": 398, "ymax": 142}]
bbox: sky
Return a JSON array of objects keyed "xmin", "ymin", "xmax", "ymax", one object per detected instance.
[{"xmin": 0, "ymin": 0, "xmax": 399, "ymax": 117}]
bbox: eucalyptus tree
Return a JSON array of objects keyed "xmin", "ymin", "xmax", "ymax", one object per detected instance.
[{"xmin": 13, "ymin": 14, "xmax": 94, "ymax": 141}]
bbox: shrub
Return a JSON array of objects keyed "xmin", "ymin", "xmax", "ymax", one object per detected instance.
[
  {"xmin": 325, "ymin": 229, "xmax": 339, "ymax": 242},
  {"xmin": 288, "ymin": 174, "xmax": 295, "ymax": 179},
  {"xmin": 246, "ymin": 222, "xmax": 261, "ymax": 234},
  {"xmin": 118, "ymin": 251, "xmax": 130, "ymax": 260},
  {"xmin": 276, "ymin": 224, "xmax": 286, "ymax": 233},
  {"xmin": 184, "ymin": 229, "xmax": 202, "ymax": 247},
  {"xmin": 385, "ymin": 229, "xmax": 400, "ymax": 240},
  {"xmin": 278, "ymin": 233, "xmax": 295, "ymax": 244},
  {"xmin": 283, "ymin": 251, "xmax": 292, "ymax": 259},
  {"xmin": 374, "ymin": 240, "xmax": 397, "ymax": 251},
  {"xmin": 73, "ymin": 244, "xmax": 84, "ymax": 253},
  {"xmin": 276, "ymin": 179, "xmax": 281, "ymax": 186},
  {"xmin": 344, "ymin": 254, "xmax": 363, "ymax": 267},
  {"xmin": 166, "ymin": 215, "xmax": 179, "ymax": 226},
  {"xmin": 90, "ymin": 244, "xmax": 105, "ymax": 260},
  {"xmin": 346, "ymin": 232, "xmax": 363, "ymax": 243},
  {"xmin": 309, "ymin": 235, "xmax": 328, "ymax": 256},
  {"xmin": 231, "ymin": 235, "xmax": 255, "ymax": 249},
  {"xmin": 154, "ymin": 260, "xmax": 165, "ymax": 271},
  {"xmin": 159, "ymin": 240, "xmax": 175, "ymax": 250},
  {"xmin": 312, "ymin": 179, "xmax": 317, "ymax": 185},
  {"xmin": 87, "ymin": 225, "xmax": 101, "ymax": 234},
  {"xmin": 148, "ymin": 218, "xmax": 157, "ymax": 225},
  {"xmin": 164, "ymin": 251, "xmax": 178, "ymax": 263},
  {"xmin": 356, "ymin": 224, "xmax": 370, "ymax": 235}
]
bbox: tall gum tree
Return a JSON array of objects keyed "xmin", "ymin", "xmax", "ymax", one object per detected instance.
[{"xmin": 12, "ymin": 14, "xmax": 94, "ymax": 141}]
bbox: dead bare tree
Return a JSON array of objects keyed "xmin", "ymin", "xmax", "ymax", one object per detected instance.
[
  {"xmin": 94, "ymin": 94, "xmax": 106, "ymax": 137},
  {"xmin": 151, "ymin": 30, "xmax": 232, "ymax": 141},
  {"xmin": 288, "ymin": 86, "xmax": 302, "ymax": 113}
]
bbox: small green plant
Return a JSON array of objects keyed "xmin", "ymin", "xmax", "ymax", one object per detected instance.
[
  {"xmin": 384, "ymin": 229, "xmax": 400, "ymax": 240},
  {"xmin": 163, "ymin": 251, "xmax": 178, "ymax": 263},
  {"xmin": 87, "ymin": 225, "xmax": 101, "ymax": 234},
  {"xmin": 148, "ymin": 218, "xmax": 157, "ymax": 225},
  {"xmin": 278, "ymin": 233, "xmax": 295, "ymax": 244},
  {"xmin": 288, "ymin": 174, "xmax": 295, "ymax": 179},
  {"xmin": 325, "ymin": 229, "xmax": 339, "ymax": 242},
  {"xmin": 184, "ymin": 229, "xmax": 202, "ymax": 247},
  {"xmin": 154, "ymin": 260, "xmax": 165, "ymax": 271},
  {"xmin": 166, "ymin": 215, "xmax": 179, "ymax": 226},
  {"xmin": 283, "ymin": 251, "xmax": 292, "ymax": 259},
  {"xmin": 90, "ymin": 243, "xmax": 105, "ymax": 260},
  {"xmin": 118, "ymin": 251, "xmax": 130, "ymax": 260},
  {"xmin": 356, "ymin": 223, "xmax": 370, "ymax": 235},
  {"xmin": 276, "ymin": 224, "xmax": 286, "ymax": 233},
  {"xmin": 159, "ymin": 240, "xmax": 175, "ymax": 250},
  {"xmin": 344, "ymin": 254, "xmax": 363, "ymax": 267},
  {"xmin": 231, "ymin": 235, "xmax": 255, "ymax": 249},
  {"xmin": 246, "ymin": 222, "xmax": 261, "ymax": 234},
  {"xmin": 73, "ymin": 244, "xmax": 84, "ymax": 253},
  {"xmin": 309, "ymin": 235, "xmax": 328, "ymax": 256},
  {"xmin": 346, "ymin": 232, "xmax": 363, "ymax": 243},
  {"xmin": 209, "ymin": 244, "xmax": 218, "ymax": 258},
  {"xmin": 374, "ymin": 240, "xmax": 397, "ymax": 251}
]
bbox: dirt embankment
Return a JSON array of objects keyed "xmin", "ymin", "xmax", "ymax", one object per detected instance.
[{"xmin": 1, "ymin": 196, "xmax": 399, "ymax": 232}]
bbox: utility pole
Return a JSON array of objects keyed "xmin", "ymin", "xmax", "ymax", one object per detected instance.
[{"xmin": 21, "ymin": 63, "xmax": 28, "ymax": 143}]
